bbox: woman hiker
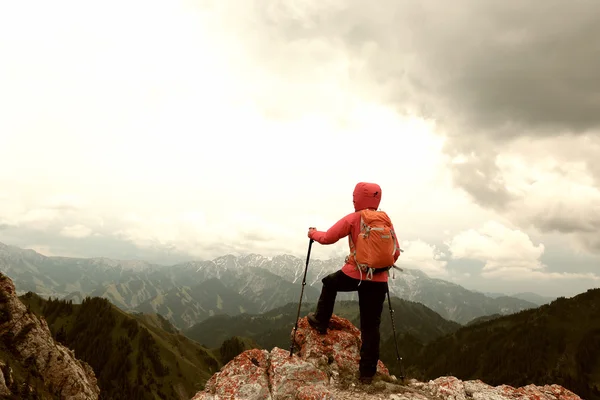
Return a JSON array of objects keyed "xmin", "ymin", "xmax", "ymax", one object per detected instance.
[{"xmin": 306, "ymin": 181, "xmax": 402, "ymax": 384}]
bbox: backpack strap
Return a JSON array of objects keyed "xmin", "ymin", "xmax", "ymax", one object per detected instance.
[{"xmin": 349, "ymin": 210, "xmax": 368, "ymax": 272}]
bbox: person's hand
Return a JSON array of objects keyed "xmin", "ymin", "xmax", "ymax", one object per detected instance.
[{"xmin": 308, "ymin": 227, "xmax": 316, "ymax": 238}]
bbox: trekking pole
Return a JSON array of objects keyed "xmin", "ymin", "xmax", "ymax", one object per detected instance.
[
  {"xmin": 387, "ymin": 287, "xmax": 405, "ymax": 380},
  {"xmin": 289, "ymin": 237, "xmax": 314, "ymax": 357}
]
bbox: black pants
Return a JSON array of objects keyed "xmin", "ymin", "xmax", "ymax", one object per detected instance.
[{"xmin": 313, "ymin": 270, "xmax": 388, "ymax": 378}]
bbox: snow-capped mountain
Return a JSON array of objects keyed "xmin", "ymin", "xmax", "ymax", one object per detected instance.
[
  {"xmin": 232, "ymin": 253, "xmax": 538, "ymax": 325},
  {"xmin": 0, "ymin": 242, "xmax": 537, "ymax": 329}
]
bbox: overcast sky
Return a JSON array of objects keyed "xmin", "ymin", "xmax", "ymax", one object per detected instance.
[{"xmin": 1, "ymin": 0, "xmax": 599, "ymax": 298}]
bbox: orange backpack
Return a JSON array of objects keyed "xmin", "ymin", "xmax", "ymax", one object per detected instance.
[{"xmin": 348, "ymin": 209, "xmax": 397, "ymax": 274}]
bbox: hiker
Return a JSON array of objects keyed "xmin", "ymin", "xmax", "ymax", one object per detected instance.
[{"xmin": 306, "ymin": 182, "xmax": 401, "ymax": 384}]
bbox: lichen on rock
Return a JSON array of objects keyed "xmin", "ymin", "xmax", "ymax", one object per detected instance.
[{"xmin": 190, "ymin": 313, "xmax": 584, "ymax": 400}]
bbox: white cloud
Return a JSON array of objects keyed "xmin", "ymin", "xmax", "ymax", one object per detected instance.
[
  {"xmin": 0, "ymin": 0, "xmax": 599, "ymax": 298},
  {"xmin": 20, "ymin": 209, "xmax": 61, "ymax": 231},
  {"xmin": 0, "ymin": 193, "xmax": 102, "ymax": 233},
  {"xmin": 445, "ymin": 134, "xmax": 600, "ymax": 258},
  {"xmin": 60, "ymin": 224, "xmax": 93, "ymax": 239},
  {"xmin": 490, "ymin": 137, "xmax": 600, "ymax": 253},
  {"xmin": 399, "ymin": 239, "xmax": 448, "ymax": 277},
  {"xmin": 111, "ymin": 210, "xmax": 305, "ymax": 259},
  {"xmin": 43, "ymin": 194, "xmax": 85, "ymax": 211},
  {"xmin": 447, "ymin": 221, "xmax": 545, "ymax": 277},
  {"xmin": 447, "ymin": 221, "xmax": 600, "ymax": 281}
]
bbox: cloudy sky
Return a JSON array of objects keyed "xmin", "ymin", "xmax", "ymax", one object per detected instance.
[{"xmin": 1, "ymin": 0, "xmax": 599, "ymax": 298}]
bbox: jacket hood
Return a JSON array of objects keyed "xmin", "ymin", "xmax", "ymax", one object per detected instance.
[{"xmin": 353, "ymin": 182, "xmax": 382, "ymax": 211}]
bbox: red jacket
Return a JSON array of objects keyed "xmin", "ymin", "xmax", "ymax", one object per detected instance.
[{"xmin": 309, "ymin": 182, "xmax": 401, "ymax": 282}]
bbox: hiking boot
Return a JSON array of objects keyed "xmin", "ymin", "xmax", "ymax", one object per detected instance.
[{"xmin": 307, "ymin": 312, "xmax": 327, "ymax": 334}]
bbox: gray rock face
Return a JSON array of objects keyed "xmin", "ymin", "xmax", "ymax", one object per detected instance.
[{"xmin": 0, "ymin": 273, "xmax": 101, "ymax": 399}]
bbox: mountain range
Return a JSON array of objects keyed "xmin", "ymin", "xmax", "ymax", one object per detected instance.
[
  {"xmin": 483, "ymin": 291, "xmax": 556, "ymax": 306},
  {"xmin": 0, "ymin": 241, "xmax": 542, "ymax": 331},
  {"xmin": 0, "ymin": 247, "xmax": 595, "ymax": 399}
]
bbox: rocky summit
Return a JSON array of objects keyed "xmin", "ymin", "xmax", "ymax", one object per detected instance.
[{"xmin": 190, "ymin": 314, "xmax": 583, "ymax": 400}]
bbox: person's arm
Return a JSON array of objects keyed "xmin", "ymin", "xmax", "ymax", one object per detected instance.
[{"xmin": 308, "ymin": 213, "xmax": 354, "ymax": 245}]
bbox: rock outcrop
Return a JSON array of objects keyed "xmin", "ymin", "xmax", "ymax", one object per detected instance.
[
  {"xmin": 190, "ymin": 314, "xmax": 583, "ymax": 400},
  {"xmin": 0, "ymin": 273, "xmax": 100, "ymax": 399}
]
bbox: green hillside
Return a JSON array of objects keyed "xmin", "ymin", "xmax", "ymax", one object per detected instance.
[
  {"xmin": 19, "ymin": 292, "xmax": 221, "ymax": 400},
  {"xmin": 466, "ymin": 313, "xmax": 502, "ymax": 326},
  {"xmin": 400, "ymin": 289, "xmax": 600, "ymax": 400},
  {"xmin": 184, "ymin": 297, "xmax": 461, "ymax": 352}
]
